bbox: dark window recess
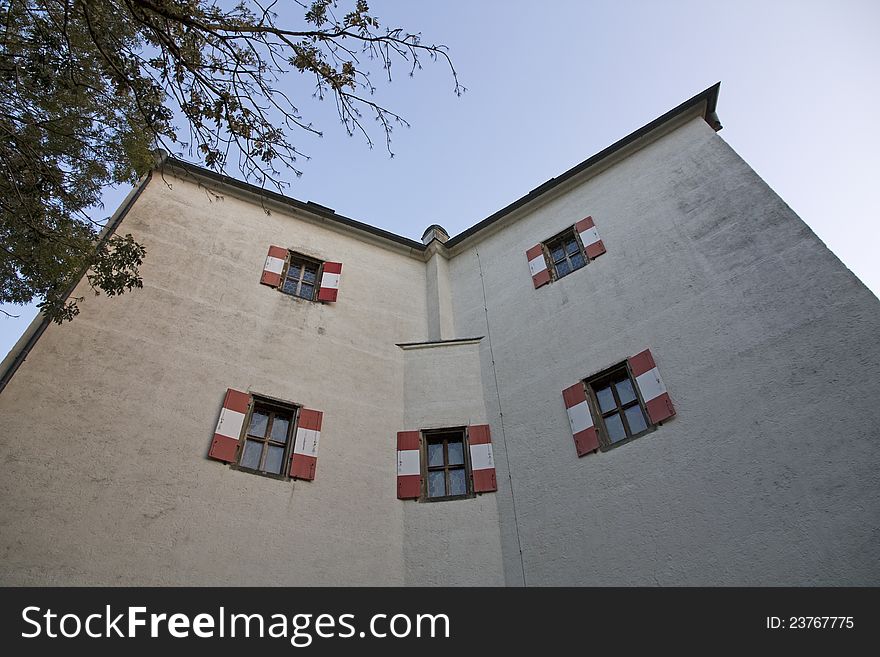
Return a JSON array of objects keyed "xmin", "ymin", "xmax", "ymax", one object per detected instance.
[
  {"xmin": 545, "ymin": 228, "xmax": 587, "ymax": 280},
  {"xmin": 282, "ymin": 256, "xmax": 321, "ymax": 301},
  {"xmin": 260, "ymin": 245, "xmax": 340, "ymax": 303},
  {"xmin": 240, "ymin": 401, "xmax": 294, "ymax": 475},
  {"xmin": 526, "ymin": 216, "xmax": 605, "ymax": 290},
  {"xmin": 587, "ymin": 365, "xmax": 653, "ymax": 450},
  {"xmin": 397, "ymin": 424, "xmax": 495, "ymax": 501},
  {"xmin": 424, "ymin": 429, "xmax": 470, "ymax": 500}
]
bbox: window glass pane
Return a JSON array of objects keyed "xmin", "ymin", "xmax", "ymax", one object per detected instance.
[
  {"xmin": 282, "ymin": 278, "xmax": 299, "ymax": 295},
  {"xmin": 596, "ymin": 386, "xmax": 616, "ymax": 413},
  {"xmin": 449, "ymin": 469, "xmax": 467, "ymax": 496},
  {"xmin": 605, "ymin": 413, "xmax": 627, "ymax": 443},
  {"xmin": 615, "ymin": 378, "xmax": 637, "ymax": 405},
  {"xmin": 624, "ymin": 405, "xmax": 648, "ymax": 435},
  {"xmin": 248, "ymin": 412, "xmax": 269, "ymax": 437},
  {"xmin": 264, "ymin": 445, "xmax": 285, "ymax": 474},
  {"xmin": 427, "ymin": 443, "xmax": 444, "ymax": 467},
  {"xmin": 447, "ymin": 441, "xmax": 464, "ymax": 465},
  {"xmin": 298, "ymin": 283, "xmax": 314, "ymax": 300},
  {"xmin": 570, "ymin": 253, "xmax": 586, "ymax": 269},
  {"xmin": 241, "ymin": 440, "xmax": 263, "ymax": 469},
  {"xmin": 427, "ymin": 471, "xmax": 446, "ymax": 498},
  {"xmin": 566, "ymin": 239, "xmax": 580, "ymax": 255},
  {"xmin": 302, "ymin": 267, "xmax": 317, "ymax": 283},
  {"xmin": 551, "ymin": 246, "xmax": 565, "ymax": 262},
  {"xmin": 555, "ymin": 260, "xmax": 571, "ymax": 277},
  {"xmin": 270, "ymin": 417, "xmax": 290, "ymax": 443}
]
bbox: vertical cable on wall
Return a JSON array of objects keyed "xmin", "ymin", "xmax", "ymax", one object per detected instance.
[{"xmin": 475, "ymin": 247, "xmax": 527, "ymax": 587}]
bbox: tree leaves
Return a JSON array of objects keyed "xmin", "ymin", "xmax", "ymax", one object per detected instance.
[{"xmin": 1, "ymin": 0, "xmax": 459, "ymax": 323}]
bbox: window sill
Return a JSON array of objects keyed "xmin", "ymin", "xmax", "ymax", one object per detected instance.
[
  {"xmin": 228, "ymin": 464, "xmax": 292, "ymax": 482},
  {"xmin": 420, "ymin": 493, "xmax": 476, "ymax": 503},
  {"xmin": 550, "ymin": 262, "xmax": 591, "ymax": 283},
  {"xmin": 277, "ymin": 290, "xmax": 318, "ymax": 303},
  {"xmin": 596, "ymin": 425, "xmax": 658, "ymax": 453}
]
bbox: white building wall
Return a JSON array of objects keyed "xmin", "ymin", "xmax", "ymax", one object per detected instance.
[
  {"xmin": 0, "ymin": 170, "xmax": 431, "ymax": 585},
  {"xmin": 447, "ymin": 116, "xmax": 880, "ymax": 585},
  {"xmin": 1, "ymin": 108, "xmax": 879, "ymax": 586},
  {"xmin": 400, "ymin": 341, "xmax": 504, "ymax": 585}
]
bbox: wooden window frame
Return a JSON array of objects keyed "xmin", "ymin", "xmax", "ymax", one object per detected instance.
[
  {"xmin": 420, "ymin": 427, "xmax": 474, "ymax": 502},
  {"xmin": 585, "ymin": 362, "xmax": 655, "ymax": 452},
  {"xmin": 280, "ymin": 251, "xmax": 324, "ymax": 301},
  {"xmin": 543, "ymin": 227, "xmax": 588, "ymax": 281},
  {"xmin": 230, "ymin": 395, "xmax": 299, "ymax": 481}
]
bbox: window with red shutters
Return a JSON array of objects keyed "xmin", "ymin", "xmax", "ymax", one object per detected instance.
[
  {"xmin": 259, "ymin": 246, "xmax": 342, "ymax": 303},
  {"xmin": 397, "ymin": 425, "xmax": 497, "ymax": 501},
  {"xmin": 563, "ymin": 349, "xmax": 675, "ymax": 455},
  {"xmin": 526, "ymin": 216, "xmax": 606, "ymax": 288},
  {"xmin": 208, "ymin": 391, "xmax": 324, "ymax": 481}
]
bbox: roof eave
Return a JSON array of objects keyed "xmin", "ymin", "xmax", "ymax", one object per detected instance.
[
  {"xmin": 157, "ymin": 82, "xmax": 722, "ymax": 254},
  {"xmin": 159, "ymin": 158, "xmax": 428, "ymax": 253},
  {"xmin": 444, "ymin": 82, "xmax": 722, "ymax": 250}
]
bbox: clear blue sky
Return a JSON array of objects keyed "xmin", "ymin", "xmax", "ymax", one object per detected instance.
[{"xmin": 2, "ymin": 0, "xmax": 878, "ymax": 359}]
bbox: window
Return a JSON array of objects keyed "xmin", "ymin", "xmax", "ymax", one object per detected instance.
[
  {"xmin": 526, "ymin": 216, "xmax": 605, "ymax": 289},
  {"xmin": 424, "ymin": 429, "xmax": 469, "ymax": 500},
  {"xmin": 396, "ymin": 425, "xmax": 497, "ymax": 500},
  {"xmin": 586, "ymin": 364, "xmax": 652, "ymax": 450},
  {"xmin": 260, "ymin": 245, "xmax": 342, "ymax": 303},
  {"xmin": 238, "ymin": 399, "xmax": 295, "ymax": 477},
  {"xmin": 281, "ymin": 255, "xmax": 321, "ymax": 300},
  {"xmin": 208, "ymin": 388, "xmax": 325, "ymax": 481},
  {"xmin": 544, "ymin": 228, "xmax": 587, "ymax": 280},
  {"xmin": 563, "ymin": 349, "xmax": 675, "ymax": 457}
]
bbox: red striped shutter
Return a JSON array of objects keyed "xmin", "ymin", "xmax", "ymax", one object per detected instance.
[
  {"xmin": 290, "ymin": 408, "xmax": 323, "ymax": 480},
  {"xmin": 629, "ymin": 349, "xmax": 675, "ymax": 424},
  {"xmin": 209, "ymin": 388, "xmax": 250, "ymax": 462},
  {"xmin": 575, "ymin": 216, "xmax": 606, "ymax": 259},
  {"xmin": 260, "ymin": 245, "xmax": 287, "ymax": 286},
  {"xmin": 316, "ymin": 261, "xmax": 342, "ymax": 302},
  {"xmin": 468, "ymin": 424, "xmax": 497, "ymax": 493},
  {"xmin": 526, "ymin": 244, "xmax": 551, "ymax": 288},
  {"xmin": 563, "ymin": 382, "xmax": 599, "ymax": 456},
  {"xmin": 397, "ymin": 431, "xmax": 421, "ymax": 499}
]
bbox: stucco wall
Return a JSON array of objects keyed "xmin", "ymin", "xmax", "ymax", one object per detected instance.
[
  {"xmin": 447, "ymin": 116, "xmax": 880, "ymax": 585},
  {"xmin": 400, "ymin": 341, "xmax": 505, "ymax": 585},
  {"xmin": 2, "ymin": 110, "xmax": 878, "ymax": 586},
  {"xmin": 0, "ymin": 171, "xmax": 431, "ymax": 585},
  {"xmin": 424, "ymin": 252, "xmax": 456, "ymax": 341}
]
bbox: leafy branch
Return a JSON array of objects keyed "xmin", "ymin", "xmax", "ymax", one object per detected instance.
[{"xmin": 0, "ymin": 0, "xmax": 460, "ymax": 322}]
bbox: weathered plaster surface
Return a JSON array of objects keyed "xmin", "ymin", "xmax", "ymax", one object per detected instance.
[
  {"xmin": 401, "ymin": 341, "xmax": 504, "ymax": 586},
  {"xmin": 1, "ymin": 113, "xmax": 878, "ymax": 586},
  {"xmin": 448, "ymin": 117, "xmax": 880, "ymax": 585},
  {"xmin": 0, "ymin": 173, "xmax": 427, "ymax": 585}
]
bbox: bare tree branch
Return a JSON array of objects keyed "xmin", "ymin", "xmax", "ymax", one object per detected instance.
[{"xmin": 1, "ymin": 0, "xmax": 460, "ymax": 322}]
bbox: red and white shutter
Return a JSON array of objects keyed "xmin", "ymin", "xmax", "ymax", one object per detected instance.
[
  {"xmin": 563, "ymin": 382, "xmax": 599, "ymax": 456},
  {"xmin": 260, "ymin": 245, "xmax": 287, "ymax": 287},
  {"xmin": 209, "ymin": 388, "xmax": 250, "ymax": 463},
  {"xmin": 397, "ymin": 431, "xmax": 421, "ymax": 500},
  {"xmin": 290, "ymin": 408, "xmax": 323, "ymax": 480},
  {"xmin": 316, "ymin": 261, "xmax": 342, "ymax": 302},
  {"xmin": 575, "ymin": 216, "xmax": 606, "ymax": 259},
  {"xmin": 629, "ymin": 349, "xmax": 675, "ymax": 424},
  {"xmin": 468, "ymin": 424, "xmax": 497, "ymax": 493},
  {"xmin": 526, "ymin": 244, "xmax": 551, "ymax": 288}
]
